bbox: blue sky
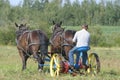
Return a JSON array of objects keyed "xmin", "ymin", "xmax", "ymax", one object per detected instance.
[
  {"xmin": 9, "ymin": 0, "xmax": 106, "ymax": 6},
  {"xmin": 9, "ymin": 0, "xmax": 23, "ymax": 6},
  {"xmin": 9, "ymin": 0, "xmax": 84, "ymax": 6}
]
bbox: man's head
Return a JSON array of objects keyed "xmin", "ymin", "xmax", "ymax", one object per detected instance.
[{"xmin": 82, "ymin": 24, "xmax": 88, "ymax": 30}]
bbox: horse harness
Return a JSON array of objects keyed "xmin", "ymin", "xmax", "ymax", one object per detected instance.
[
  {"xmin": 50, "ymin": 29, "xmax": 74, "ymax": 53},
  {"xmin": 16, "ymin": 30, "xmax": 42, "ymax": 57}
]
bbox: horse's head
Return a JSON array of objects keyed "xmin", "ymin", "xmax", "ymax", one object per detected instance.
[
  {"xmin": 52, "ymin": 21, "xmax": 63, "ymax": 32},
  {"xmin": 15, "ymin": 23, "xmax": 29, "ymax": 39},
  {"xmin": 50, "ymin": 21, "xmax": 65, "ymax": 50},
  {"xmin": 15, "ymin": 23, "xmax": 28, "ymax": 31}
]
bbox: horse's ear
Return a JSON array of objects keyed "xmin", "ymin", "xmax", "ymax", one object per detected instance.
[
  {"xmin": 60, "ymin": 21, "xmax": 62, "ymax": 25},
  {"xmin": 53, "ymin": 21, "xmax": 55, "ymax": 25},
  {"xmin": 15, "ymin": 22, "xmax": 18, "ymax": 27}
]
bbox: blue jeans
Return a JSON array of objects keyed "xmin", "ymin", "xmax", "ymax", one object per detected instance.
[{"xmin": 68, "ymin": 46, "xmax": 90, "ymax": 67}]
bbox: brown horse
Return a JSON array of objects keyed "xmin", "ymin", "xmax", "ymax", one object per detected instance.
[
  {"xmin": 50, "ymin": 21, "xmax": 76, "ymax": 60},
  {"xmin": 15, "ymin": 23, "xmax": 49, "ymax": 71}
]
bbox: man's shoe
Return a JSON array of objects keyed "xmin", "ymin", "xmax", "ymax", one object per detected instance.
[{"xmin": 71, "ymin": 72, "xmax": 77, "ymax": 76}]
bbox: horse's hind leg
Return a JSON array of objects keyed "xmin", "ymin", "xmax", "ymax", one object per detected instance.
[
  {"xmin": 23, "ymin": 54, "xmax": 29, "ymax": 70},
  {"xmin": 18, "ymin": 50, "xmax": 29, "ymax": 71},
  {"xmin": 38, "ymin": 52, "xmax": 45, "ymax": 72},
  {"xmin": 64, "ymin": 46, "xmax": 72, "ymax": 60},
  {"xmin": 32, "ymin": 51, "xmax": 43, "ymax": 71},
  {"xmin": 33, "ymin": 52, "xmax": 45, "ymax": 72}
]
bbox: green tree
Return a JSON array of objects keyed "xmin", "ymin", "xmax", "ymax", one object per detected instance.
[{"xmin": 0, "ymin": 0, "xmax": 10, "ymax": 26}]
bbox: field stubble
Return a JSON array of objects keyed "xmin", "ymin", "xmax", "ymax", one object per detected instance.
[{"xmin": 0, "ymin": 46, "xmax": 120, "ymax": 80}]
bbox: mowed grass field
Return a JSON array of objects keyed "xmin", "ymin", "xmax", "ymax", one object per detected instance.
[
  {"xmin": 0, "ymin": 45, "xmax": 120, "ymax": 80},
  {"xmin": 64, "ymin": 25, "xmax": 120, "ymax": 35}
]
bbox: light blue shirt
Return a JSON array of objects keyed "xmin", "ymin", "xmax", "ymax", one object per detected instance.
[{"xmin": 72, "ymin": 29, "xmax": 90, "ymax": 47}]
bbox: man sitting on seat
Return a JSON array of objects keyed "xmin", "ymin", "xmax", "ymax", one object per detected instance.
[{"xmin": 68, "ymin": 24, "xmax": 90, "ymax": 72}]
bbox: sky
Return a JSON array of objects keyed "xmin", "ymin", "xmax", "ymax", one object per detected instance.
[
  {"xmin": 9, "ymin": 0, "xmax": 85, "ymax": 6},
  {"xmin": 9, "ymin": 0, "xmax": 115, "ymax": 6},
  {"xmin": 10, "ymin": 0, "xmax": 114, "ymax": 6},
  {"xmin": 9, "ymin": 0, "xmax": 23, "ymax": 6}
]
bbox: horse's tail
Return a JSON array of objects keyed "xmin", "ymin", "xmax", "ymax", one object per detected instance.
[{"xmin": 38, "ymin": 30, "xmax": 48, "ymax": 55}]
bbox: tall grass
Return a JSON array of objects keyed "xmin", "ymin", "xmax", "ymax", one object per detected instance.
[{"xmin": 0, "ymin": 45, "xmax": 120, "ymax": 80}]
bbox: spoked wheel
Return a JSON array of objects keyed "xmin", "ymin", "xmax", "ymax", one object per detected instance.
[
  {"xmin": 50, "ymin": 54, "xmax": 61, "ymax": 77},
  {"xmin": 87, "ymin": 53, "xmax": 100, "ymax": 75}
]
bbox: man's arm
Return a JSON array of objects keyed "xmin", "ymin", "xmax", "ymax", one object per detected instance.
[
  {"xmin": 72, "ymin": 32, "xmax": 77, "ymax": 46},
  {"xmin": 72, "ymin": 32, "xmax": 77, "ymax": 42}
]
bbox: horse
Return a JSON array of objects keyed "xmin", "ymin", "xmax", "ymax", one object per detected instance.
[
  {"xmin": 15, "ymin": 23, "xmax": 49, "ymax": 71},
  {"xmin": 50, "ymin": 21, "xmax": 76, "ymax": 60}
]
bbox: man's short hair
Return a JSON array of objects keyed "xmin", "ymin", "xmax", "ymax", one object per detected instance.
[{"xmin": 83, "ymin": 24, "xmax": 88, "ymax": 27}]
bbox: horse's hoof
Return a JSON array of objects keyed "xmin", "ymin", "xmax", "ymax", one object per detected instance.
[{"xmin": 38, "ymin": 69, "xmax": 43, "ymax": 72}]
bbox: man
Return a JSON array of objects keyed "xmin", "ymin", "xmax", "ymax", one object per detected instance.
[{"xmin": 69, "ymin": 24, "xmax": 90, "ymax": 72}]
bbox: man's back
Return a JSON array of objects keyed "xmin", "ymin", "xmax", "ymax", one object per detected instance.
[{"xmin": 72, "ymin": 29, "xmax": 90, "ymax": 47}]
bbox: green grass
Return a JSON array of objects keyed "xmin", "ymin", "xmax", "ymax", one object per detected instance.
[
  {"xmin": 64, "ymin": 25, "xmax": 120, "ymax": 34},
  {"xmin": 100, "ymin": 26, "xmax": 120, "ymax": 35},
  {"xmin": 0, "ymin": 45, "xmax": 120, "ymax": 80}
]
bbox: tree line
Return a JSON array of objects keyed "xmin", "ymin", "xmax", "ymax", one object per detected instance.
[
  {"xmin": 0, "ymin": 0, "xmax": 120, "ymax": 47},
  {"xmin": 0, "ymin": 0, "xmax": 120, "ymax": 26}
]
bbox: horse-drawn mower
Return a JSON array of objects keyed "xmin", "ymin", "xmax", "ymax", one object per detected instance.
[
  {"xmin": 49, "ymin": 21, "xmax": 100, "ymax": 77},
  {"xmin": 50, "ymin": 52, "xmax": 100, "ymax": 77}
]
